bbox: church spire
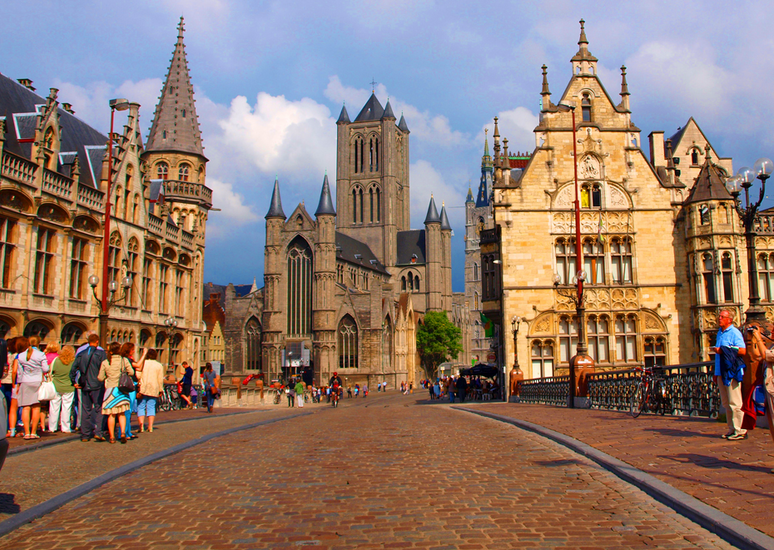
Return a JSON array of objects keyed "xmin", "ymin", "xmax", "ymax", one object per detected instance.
[
  {"xmin": 570, "ymin": 19, "xmax": 598, "ymax": 76},
  {"xmin": 315, "ymin": 173, "xmax": 336, "ymax": 216},
  {"xmin": 146, "ymin": 17, "xmax": 205, "ymax": 157},
  {"xmin": 266, "ymin": 177, "xmax": 286, "ymax": 219}
]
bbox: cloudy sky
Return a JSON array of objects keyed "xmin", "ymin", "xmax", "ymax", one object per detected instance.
[{"xmin": 4, "ymin": 1, "xmax": 774, "ymax": 291}]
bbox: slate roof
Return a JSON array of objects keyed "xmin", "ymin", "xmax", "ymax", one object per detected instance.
[
  {"xmin": 684, "ymin": 154, "xmax": 733, "ymax": 205},
  {"xmin": 266, "ymin": 178, "xmax": 285, "ymax": 219},
  {"xmin": 336, "ymin": 105, "xmax": 350, "ymax": 124},
  {"xmin": 355, "ymin": 93, "xmax": 384, "ymax": 122},
  {"xmin": 440, "ymin": 206, "xmax": 451, "ymax": 231},
  {"xmin": 398, "ymin": 114, "xmax": 410, "ymax": 133},
  {"xmin": 145, "ymin": 17, "xmax": 205, "ymax": 158},
  {"xmin": 0, "ymin": 72, "xmax": 109, "ymax": 189},
  {"xmin": 424, "ymin": 196, "xmax": 441, "ymax": 224},
  {"xmin": 315, "ymin": 173, "xmax": 335, "ymax": 216},
  {"xmin": 396, "ymin": 230, "xmax": 426, "ymax": 265},
  {"xmin": 382, "ymin": 100, "xmax": 395, "ymax": 119},
  {"xmin": 335, "ymin": 231, "xmax": 389, "ymax": 274}
]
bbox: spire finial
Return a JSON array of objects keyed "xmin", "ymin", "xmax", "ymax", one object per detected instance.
[
  {"xmin": 541, "ymin": 64, "xmax": 551, "ymax": 96},
  {"xmin": 620, "ymin": 65, "xmax": 629, "ymax": 96},
  {"xmin": 578, "ymin": 19, "xmax": 588, "ymax": 45},
  {"xmin": 493, "ymin": 116, "xmax": 500, "ymax": 137},
  {"xmin": 178, "ymin": 16, "xmax": 185, "ymax": 39},
  {"xmin": 705, "ymin": 143, "xmax": 712, "ymax": 161},
  {"xmin": 370, "ymin": 78, "xmax": 377, "ymax": 92}
]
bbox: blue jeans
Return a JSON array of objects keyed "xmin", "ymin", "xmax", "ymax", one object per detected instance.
[
  {"xmin": 118, "ymin": 391, "xmax": 136, "ymax": 438},
  {"xmin": 206, "ymin": 387, "xmax": 216, "ymax": 410},
  {"xmin": 137, "ymin": 396, "xmax": 158, "ymax": 417}
]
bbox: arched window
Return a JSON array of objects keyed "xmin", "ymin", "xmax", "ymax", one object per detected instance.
[
  {"xmin": 245, "ymin": 317, "xmax": 262, "ymax": 371},
  {"xmin": 721, "ymin": 252, "xmax": 734, "ymax": 303},
  {"xmin": 369, "ymin": 187, "xmax": 375, "ymax": 223},
  {"xmin": 23, "ymin": 321, "xmax": 50, "ymax": 340},
  {"xmin": 369, "ymin": 137, "xmax": 379, "ymax": 172},
  {"xmin": 156, "ymin": 162, "xmax": 169, "ymax": 180},
  {"xmin": 581, "ymin": 93, "xmax": 591, "ymax": 122},
  {"xmin": 338, "ymin": 315, "xmax": 358, "ymax": 369},
  {"xmin": 702, "ymin": 253, "xmax": 716, "ymax": 304},
  {"xmin": 531, "ymin": 340, "xmax": 554, "ymax": 378},
  {"xmin": 351, "ymin": 186, "xmax": 364, "ymax": 224},
  {"xmin": 691, "ymin": 148, "xmax": 700, "ymax": 165},
  {"xmin": 401, "ymin": 276, "xmax": 406, "ymax": 291},
  {"xmin": 700, "ymin": 205, "xmax": 710, "ymax": 225},
  {"xmin": 382, "ymin": 317, "xmax": 393, "ymax": 372},
  {"xmin": 758, "ymin": 253, "xmax": 774, "ymax": 302},
  {"xmin": 108, "ymin": 232, "xmax": 122, "ymax": 287},
  {"xmin": 178, "ymin": 163, "xmax": 190, "ymax": 181},
  {"xmin": 473, "ymin": 262, "xmax": 480, "ymax": 281},
  {"xmin": 354, "ymin": 137, "xmax": 364, "ymax": 173},
  {"xmin": 414, "ymin": 274, "xmax": 420, "ymax": 291},
  {"xmin": 474, "ymin": 292, "xmax": 479, "ymax": 310},
  {"xmin": 61, "ymin": 323, "xmax": 84, "ymax": 345},
  {"xmin": 287, "ymin": 238, "xmax": 313, "ymax": 336}
]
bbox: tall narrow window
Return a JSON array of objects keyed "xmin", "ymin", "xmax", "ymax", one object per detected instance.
[
  {"xmin": 581, "ymin": 93, "xmax": 591, "ymax": 122},
  {"xmin": 142, "ymin": 259, "xmax": 153, "ymax": 310},
  {"xmin": 175, "ymin": 269, "xmax": 185, "ymax": 316},
  {"xmin": 691, "ymin": 149, "xmax": 700, "ymax": 165},
  {"xmin": 354, "ymin": 139, "xmax": 360, "ymax": 173},
  {"xmin": 108, "ymin": 233, "xmax": 121, "ymax": 287},
  {"xmin": 587, "ymin": 315, "xmax": 609, "ymax": 363},
  {"xmin": 69, "ymin": 238, "xmax": 88, "ymax": 299},
  {"xmin": 559, "ymin": 316, "xmax": 578, "ymax": 363},
  {"xmin": 287, "ymin": 238, "xmax": 313, "ymax": 336},
  {"xmin": 583, "ymin": 239, "xmax": 604, "ymax": 284},
  {"xmin": 125, "ymin": 239, "xmax": 139, "ymax": 307},
  {"xmin": 178, "ymin": 163, "xmax": 190, "ymax": 181},
  {"xmin": 358, "ymin": 189, "xmax": 363, "ymax": 223},
  {"xmin": 555, "ymin": 238, "xmax": 576, "ymax": 285},
  {"xmin": 721, "ymin": 252, "xmax": 734, "ymax": 303},
  {"xmin": 245, "ymin": 317, "xmax": 262, "ymax": 371},
  {"xmin": 369, "ymin": 187, "xmax": 374, "ymax": 223},
  {"xmin": 611, "ymin": 237, "xmax": 633, "ymax": 284},
  {"xmin": 615, "ymin": 314, "xmax": 637, "ymax": 363},
  {"xmin": 414, "ymin": 275, "xmax": 420, "ymax": 292},
  {"xmin": 338, "ymin": 315, "xmax": 358, "ymax": 369},
  {"xmin": 758, "ymin": 252, "xmax": 774, "ymax": 302},
  {"xmin": 702, "ymin": 253, "xmax": 716, "ymax": 304},
  {"xmin": 156, "ymin": 162, "xmax": 169, "ymax": 180},
  {"xmin": 382, "ymin": 318, "xmax": 393, "ymax": 372},
  {"xmin": 34, "ymin": 228, "xmax": 56, "ymax": 295},
  {"xmin": 352, "ymin": 188, "xmax": 358, "ymax": 223},
  {"xmin": 700, "ymin": 205, "xmax": 710, "ymax": 225},
  {"xmin": 369, "ymin": 138, "xmax": 375, "ymax": 171},
  {"xmin": 531, "ymin": 340, "xmax": 554, "ymax": 378},
  {"xmin": 0, "ymin": 217, "xmax": 15, "ymax": 289},
  {"xmin": 375, "ymin": 188, "xmax": 381, "ymax": 222},
  {"xmin": 159, "ymin": 264, "xmax": 169, "ymax": 314}
]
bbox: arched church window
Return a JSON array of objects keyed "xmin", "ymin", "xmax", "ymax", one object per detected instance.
[
  {"xmin": 582, "ymin": 94, "xmax": 591, "ymax": 122},
  {"xmin": 157, "ymin": 162, "xmax": 169, "ymax": 180},
  {"xmin": 401, "ymin": 276, "xmax": 407, "ymax": 291},
  {"xmin": 287, "ymin": 237, "xmax": 313, "ymax": 336},
  {"xmin": 382, "ymin": 318, "xmax": 393, "ymax": 372},
  {"xmin": 338, "ymin": 315, "xmax": 358, "ymax": 369},
  {"xmin": 414, "ymin": 274, "xmax": 420, "ymax": 291},
  {"xmin": 245, "ymin": 317, "xmax": 262, "ymax": 372},
  {"xmin": 369, "ymin": 138, "xmax": 379, "ymax": 172},
  {"xmin": 691, "ymin": 148, "xmax": 700, "ymax": 165},
  {"xmin": 702, "ymin": 253, "xmax": 716, "ymax": 304},
  {"xmin": 721, "ymin": 252, "xmax": 734, "ymax": 303},
  {"xmin": 369, "ymin": 188, "xmax": 374, "ymax": 223},
  {"xmin": 179, "ymin": 163, "xmax": 190, "ymax": 182}
]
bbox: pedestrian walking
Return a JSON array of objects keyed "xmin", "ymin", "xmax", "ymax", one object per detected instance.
[
  {"xmin": 178, "ymin": 360, "xmax": 194, "ymax": 409},
  {"xmin": 71, "ymin": 333, "xmax": 107, "ymax": 442},
  {"xmin": 456, "ymin": 375, "xmax": 468, "ymax": 403},
  {"xmin": 287, "ymin": 379, "xmax": 295, "ymax": 407},
  {"xmin": 202, "ymin": 363, "xmax": 219, "ymax": 413},
  {"xmin": 4, "ymin": 337, "xmax": 20, "ymax": 437},
  {"xmin": 712, "ymin": 309, "xmax": 747, "ymax": 440},
  {"xmin": 295, "ymin": 379, "xmax": 306, "ymax": 407},
  {"xmin": 48, "ymin": 345, "xmax": 75, "ymax": 433},
  {"xmin": 98, "ymin": 342, "xmax": 134, "ymax": 444},
  {"xmin": 137, "ymin": 349, "xmax": 164, "ymax": 433}
]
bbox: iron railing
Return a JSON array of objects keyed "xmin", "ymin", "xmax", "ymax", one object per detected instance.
[{"xmin": 518, "ymin": 361, "xmax": 721, "ymax": 417}]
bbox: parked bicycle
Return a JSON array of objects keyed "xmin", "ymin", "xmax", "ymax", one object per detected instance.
[
  {"xmin": 159, "ymin": 382, "xmax": 183, "ymax": 412},
  {"xmin": 629, "ymin": 365, "xmax": 670, "ymax": 418}
]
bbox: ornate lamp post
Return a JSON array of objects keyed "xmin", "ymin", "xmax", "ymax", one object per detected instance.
[
  {"xmin": 91, "ymin": 98, "xmax": 131, "ymax": 344},
  {"xmin": 165, "ymin": 316, "xmax": 178, "ymax": 375},
  {"xmin": 511, "ymin": 316, "xmax": 522, "ymax": 369},
  {"xmin": 553, "ymin": 101, "xmax": 594, "ymax": 408},
  {"xmin": 725, "ymin": 158, "xmax": 773, "ymax": 322}
]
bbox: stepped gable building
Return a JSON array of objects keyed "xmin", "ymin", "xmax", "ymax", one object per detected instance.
[
  {"xmin": 0, "ymin": 18, "xmax": 212, "ymax": 376},
  {"xmin": 482, "ymin": 20, "xmax": 774, "ymax": 382},
  {"xmin": 223, "ymin": 93, "xmax": 454, "ymax": 388}
]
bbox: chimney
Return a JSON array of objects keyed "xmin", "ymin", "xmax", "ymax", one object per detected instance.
[
  {"xmin": 648, "ymin": 131, "xmax": 665, "ymax": 167},
  {"xmin": 17, "ymin": 78, "xmax": 35, "ymax": 91}
]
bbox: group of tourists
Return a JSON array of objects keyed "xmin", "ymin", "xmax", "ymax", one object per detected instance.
[
  {"xmin": 2, "ymin": 330, "xmax": 221, "ymax": 444},
  {"xmin": 418, "ymin": 375, "xmax": 500, "ymax": 403}
]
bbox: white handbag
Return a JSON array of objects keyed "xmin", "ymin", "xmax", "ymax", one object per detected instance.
[{"xmin": 37, "ymin": 376, "xmax": 57, "ymax": 401}]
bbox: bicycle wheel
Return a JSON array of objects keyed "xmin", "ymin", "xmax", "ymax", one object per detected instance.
[{"xmin": 629, "ymin": 382, "xmax": 644, "ymax": 418}]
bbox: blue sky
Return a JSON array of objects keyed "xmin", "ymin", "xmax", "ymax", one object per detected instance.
[{"xmin": 4, "ymin": 1, "xmax": 774, "ymax": 292}]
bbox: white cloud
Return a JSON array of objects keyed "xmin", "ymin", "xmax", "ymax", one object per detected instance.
[
  {"xmin": 324, "ymin": 76, "xmax": 465, "ymax": 147},
  {"xmin": 205, "ymin": 177, "xmax": 260, "ymax": 239},
  {"xmin": 487, "ymin": 107, "xmax": 539, "ymax": 154},
  {"xmin": 410, "ymin": 160, "xmax": 465, "ymax": 229}
]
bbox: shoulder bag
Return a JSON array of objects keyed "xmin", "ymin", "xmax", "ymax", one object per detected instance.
[
  {"xmin": 37, "ymin": 366, "xmax": 57, "ymax": 401},
  {"xmin": 118, "ymin": 358, "xmax": 135, "ymax": 394}
]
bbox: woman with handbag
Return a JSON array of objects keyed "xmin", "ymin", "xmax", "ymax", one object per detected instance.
[
  {"xmin": 48, "ymin": 345, "xmax": 76, "ymax": 433},
  {"xmin": 202, "ymin": 363, "xmax": 218, "ymax": 413},
  {"xmin": 16, "ymin": 335, "xmax": 49, "ymax": 439},
  {"xmin": 98, "ymin": 342, "xmax": 135, "ymax": 444},
  {"xmin": 137, "ymin": 349, "xmax": 164, "ymax": 432},
  {"xmin": 117, "ymin": 343, "xmax": 147, "ymax": 441}
]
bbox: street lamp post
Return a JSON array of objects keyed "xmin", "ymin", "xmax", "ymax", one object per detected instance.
[
  {"xmin": 165, "ymin": 316, "xmax": 178, "ymax": 375},
  {"xmin": 511, "ymin": 316, "xmax": 522, "ymax": 370},
  {"xmin": 91, "ymin": 98, "xmax": 131, "ymax": 345},
  {"xmin": 555, "ymin": 101, "xmax": 593, "ymax": 409},
  {"xmin": 725, "ymin": 159, "xmax": 773, "ymax": 322}
]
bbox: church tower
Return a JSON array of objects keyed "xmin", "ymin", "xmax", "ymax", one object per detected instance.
[
  {"xmin": 142, "ymin": 17, "xmax": 212, "ymax": 360},
  {"xmin": 335, "ymin": 93, "xmax": 410, "ymax": 270}
]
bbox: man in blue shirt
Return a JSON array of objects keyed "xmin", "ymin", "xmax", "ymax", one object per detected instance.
[{"xmin": 712, "ymin": 309, "xmax": 746, "ymax": 440}]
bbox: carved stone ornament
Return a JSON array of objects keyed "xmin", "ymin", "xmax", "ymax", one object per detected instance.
[
  {"xmin": 534, "ymin": 315, "xmax": 551, "ymax": 334},
  {"xmin": 579, "ymin": 155, "xmax": 600, "ymax": 179},
  {"xmin": 552, "ymin": 212, "xmax": 572, "ymax": 233},
  {"xmin": 643, "ymin": 312, "xmax": 662, "ymax": 331},
  {"xmin": 554, "ymin": 186, "xmax": 573, "ymax": 208},
  {"xmin": 609, "ymin": 187, "xmax": 629, "ymax": 209}
]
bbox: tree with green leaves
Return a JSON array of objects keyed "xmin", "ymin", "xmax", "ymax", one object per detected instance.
[{"xmin": 416, "ymin": 311, "xmax": 462, "ymax": 380}]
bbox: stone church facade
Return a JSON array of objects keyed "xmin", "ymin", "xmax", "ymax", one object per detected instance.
[
  {"xmin": 480, "ymin": 21, "xmax": 774, "ymax": 381},
  {"xmin": 224, "ymin": 94, "xmax": 454, "ymax": 388}
]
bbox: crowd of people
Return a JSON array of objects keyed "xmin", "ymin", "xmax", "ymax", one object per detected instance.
[
  {"xmin": 417, "ymin": 375, "xmax": 500, "ymax": 403},
  {"xmin": 1, "ymin": 331, "xmax": 219, "ymax": 444}
]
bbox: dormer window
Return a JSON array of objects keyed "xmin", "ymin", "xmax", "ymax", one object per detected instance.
[
  {"xmin": 581, "ymin": 94, "xmax": 591, "ymax": 122},
  {"xmin": 691, "ymin": 148, "xmax": 700, "ymax": 166}
]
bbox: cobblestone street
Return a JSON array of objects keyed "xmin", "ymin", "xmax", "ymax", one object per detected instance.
[{"xmin": 0, "ymin": 394, "xmax": 739, "ymax": 549}]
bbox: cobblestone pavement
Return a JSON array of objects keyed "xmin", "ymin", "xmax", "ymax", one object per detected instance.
[
  {"xmin": 0, "ymin": 393, "xmax": 736, "ymax": 549},
  {"xmin": 466, "ymin": 402, "xmax": 774, "ymax": 540}
]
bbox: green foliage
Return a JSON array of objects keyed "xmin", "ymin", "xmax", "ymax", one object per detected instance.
[{"xmin": 416, "ymin": 311, "xmax": 462, "ymax": 379}]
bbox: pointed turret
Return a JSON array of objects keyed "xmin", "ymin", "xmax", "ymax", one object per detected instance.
[
  {"xmin": 398, "ymin": 114, "xmax": 410, "ymax": 133},
  {"xmin": 382, "ymin": 100, "xmax": 395, "ymax": 120},
  {"xmin": 315, "ymin": 173, "xmax": 336, "ymax": 216},
  {"xmin": 570, "ymin": 19, "xmax": 598, "ymax": 75},
  {"xmin": 541, "ymin": 64, "xmax": 551, "ymax": 111},
  {"xmin": 355, "ymin": 93, "xmax": 384, "ymax": 121},
  {"xmin": 266, "ymin": 177, "xmax": 286, "ymax": 219},
  {"xmin": 684, "ymin": 145, "xmax": 733, "ymax": 205},
  {"xmin": 440, "ymin": 204, "xmax": 451, "ymax": 231},
  {"xmin": 337, "ymin": 104, "xmax": 350, "ymax": 124},
  {"xmin": 466, "ymin": 186, "xmax": 474, "ymax": 204},
  {"xmin": 146, "ymin": 17, "xmax": 205, "ymax": 158},
  {"xmin": 424, "ymin": 195, "xmax": 441, "ymax": 224},
  {"xmin": 250, "ymin": 277, "xmax": 258, "ymax": 294},
  {"xmin": 619, "ymin": 65, "xmax": 630, "ymax": 112}
]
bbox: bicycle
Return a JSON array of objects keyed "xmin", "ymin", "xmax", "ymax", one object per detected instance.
[
  {"xmin": 629, "ymin": 366, "xmax": 669, "ymax": 418},
  {"xmin": 272, "ymin": 387, "xmax": 284, "ymax": 405}
]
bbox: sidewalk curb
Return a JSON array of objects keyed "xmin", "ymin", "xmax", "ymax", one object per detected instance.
[
  {"xmin": 458, "ymin": 407, "xmax": 774, "ymax": 550},
  {"xmin": 0, "ymin": 411, "xmax": 311, "ymax": 539}
]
